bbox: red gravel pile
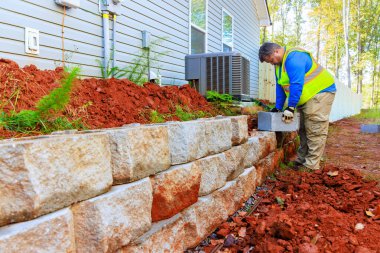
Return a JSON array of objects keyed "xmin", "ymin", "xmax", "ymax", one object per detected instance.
[
  {"xmin": 190, "ymin": 165, "xmax": 380, "ymax": 253},
  {"xmin": 0, "ymin": 59, "xmax": 217, "ymax": 138}
]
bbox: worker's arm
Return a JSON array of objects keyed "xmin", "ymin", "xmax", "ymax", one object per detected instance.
[
  {"xmin": 285, "ymin": 52, "xmax": 312, "ymax": 107},
  {"xmin": 275, "ymin": 79, "xmax": 286, "ymax": 110}
]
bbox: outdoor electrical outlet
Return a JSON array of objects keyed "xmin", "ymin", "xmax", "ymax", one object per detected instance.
[
  {"xmin": 25, "ymin": 27, "xmax": 39, "ymax": 55},
  {"xmin": 142, "ymin": 30, "xmax": 151, "ymax": 49},
  {"xmin": 55, "ymin": 0, "xmax": 81, "ymax": 8}
]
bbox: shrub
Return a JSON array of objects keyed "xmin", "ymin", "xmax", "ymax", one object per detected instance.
[{"xmin": 206, "ymin": 90, "xmax": 234, "ymax": 103}]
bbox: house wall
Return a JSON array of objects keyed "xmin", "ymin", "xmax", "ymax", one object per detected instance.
[{"xmin": 0, "ymin": 0, "xmax": 261, "ymax": 96}]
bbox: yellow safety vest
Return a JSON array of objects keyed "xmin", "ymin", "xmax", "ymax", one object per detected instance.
[{"xmin": 275, "ymin": 47, "xmax": 335, "ymax": 106}]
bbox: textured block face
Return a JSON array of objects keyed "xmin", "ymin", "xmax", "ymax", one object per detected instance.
[
  {"xmin": 107, "ymin": 125, "xmax": 171, "ymax": 184},
  {"xmin": 204, "ymin": 118, "xmax": 232, "ymax": 155},
  {"xmin": 120, "ymin": 214, "xmax": 185, "ymax": 253},
  {"xmin": 182, "ymin": 194, "xmax": 228, "ymax": 249},
  {"xmin": 196, "ymin": 153, "xmax": 229, "ymax": 196},
  {"xmin": 167, "ymin": 121, "xmax": 207, "ymax": 165},
  {"xmin": 151, "ymin": 163, "xmax": 201, "ymax": 222},
  {"xmin": 230, "ymin": 115, "xmax": 249, "ymax": 146},
  {"xmin": 0, "ymin": 209, "xmax": 75, "ymax": 253},
  {"xmin": 0, "ymin": 133, "xmax": 112, "ymax": 226},
  {"xmin": 71, "ymin": 178, "xmax": 153, "ymax": 253},
  {"xmin": 258, "ymin": 112, "xmax": 300, "ymax": 132},
  {"xmin": 255, "ymin": 152, "xmax": 277, "ymax": 185},
  {"xmin": 224, "ymin": 145, "xmax": 248, "ymax": 181},
  {"xmin": 256, "ymin": 131, "xmax": 277, "ymax": 159},
  {"xmin": 242, "ymin": 136, "xmax": 261, "ymax": 168},
  {"xmin": 237, "ymin": 167, "xmax": 257, "ymax": 202}
]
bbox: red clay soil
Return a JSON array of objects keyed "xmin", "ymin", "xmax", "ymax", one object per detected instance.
[
  {"xmin": 189, "ymin": 117, "xmax": 380, "ymax": 253},
  {"xmin": 0, "ymin": 59, "xmax": 216, "ymax": 138}
]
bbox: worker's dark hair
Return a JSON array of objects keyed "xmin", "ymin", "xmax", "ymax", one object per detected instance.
[{"xmin": 259, "ymin": 42, "xmax": 282, "ymax": 62}]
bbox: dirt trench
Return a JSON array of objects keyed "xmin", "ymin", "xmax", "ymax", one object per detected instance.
[{"xmin": 188, "ymin": 116, "xmax": 380, "ymax": 253}]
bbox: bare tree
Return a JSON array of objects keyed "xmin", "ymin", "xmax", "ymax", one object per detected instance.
[{"xmin": 343, "ymin": 0, "xmax": 352, "ymax": 88}]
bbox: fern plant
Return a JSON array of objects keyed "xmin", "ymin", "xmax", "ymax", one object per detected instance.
[{"xmin": 0, "ymin": 67, "xmax": 83, "ymax": 133}]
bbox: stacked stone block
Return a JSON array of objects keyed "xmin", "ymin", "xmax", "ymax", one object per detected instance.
[{"xmin": 0, "ymin": 115, "xmax": 299, "ymax": 252}]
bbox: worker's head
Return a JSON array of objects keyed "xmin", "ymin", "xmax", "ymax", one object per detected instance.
[{"xmin": 259, "ymin": 42, "xmax": 284, "ymax": 66}]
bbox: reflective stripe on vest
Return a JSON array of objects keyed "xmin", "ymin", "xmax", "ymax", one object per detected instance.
[{"xmin": 275, "ymin": 48, "xmax": 335, "ymax": 106}]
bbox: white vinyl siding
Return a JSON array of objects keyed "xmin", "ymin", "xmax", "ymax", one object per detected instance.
[{"xmin": 0, "ymin": 0, "xmax": 261, "ymax": 94}]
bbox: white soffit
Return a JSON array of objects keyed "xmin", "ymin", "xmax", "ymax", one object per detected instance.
[{"xmin": 253, "ymin": 0, "xmax": 271, "ymax": 27}]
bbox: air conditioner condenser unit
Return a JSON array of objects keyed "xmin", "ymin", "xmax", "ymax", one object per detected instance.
[{"xmin": 185, "ymin": 52, "xmax": 250, "ymax": 101}]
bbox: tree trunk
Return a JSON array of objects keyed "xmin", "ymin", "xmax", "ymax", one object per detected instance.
[
  {"xmin": 343, "ymin": 0, "xmax": 352, "ymax": 88},
  {"xmin": 316, "ymin": 15, "xmax": 321, "ymax": 62},
  {"xmin": 335, "ymin": 37, "xmax": 340, "ymax": 78},
  {"xmin": 371, "ymin": 41, "xmax": 379, "ymax": 108},
  {"xmin": 356, "ymin": 0, "xmax": 363, "ymax": 93}
]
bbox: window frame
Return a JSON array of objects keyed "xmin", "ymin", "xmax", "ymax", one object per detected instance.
[
  {"xmin": 221, "ymin": 8, "xmax": 234, "ymax": 52},
  {"xmin": 189, "ymin": 0, "xmax": 208, "ymax": 54}
]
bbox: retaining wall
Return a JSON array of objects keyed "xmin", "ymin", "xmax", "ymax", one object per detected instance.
[{"xmin": 0, "ymin": 116, "xmax": 298, "ymax": 252}]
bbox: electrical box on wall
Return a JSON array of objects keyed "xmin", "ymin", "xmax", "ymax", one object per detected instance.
[
  {"xmin": 142, "ymin": 30, "xmax": 151, "ymax": 49},
  {"xmin": 55, "ymin": 0, "xmax": 80, "ymax": 8},
  {"xmin": 99, "ymin": 0, "xmax": 123, "ymax": 15},
  {"xmin": 25, "ymin": 27, "xmax": 39, "ymax": 55}
]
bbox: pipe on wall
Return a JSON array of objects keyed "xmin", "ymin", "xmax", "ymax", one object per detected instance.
[
  {"xmin": 102, "ymin": 11, "xmax": 110, "ymax": 77},
  {"xmin": 112, "ymin": 14, "xmax": 116, "ymax": 74}
]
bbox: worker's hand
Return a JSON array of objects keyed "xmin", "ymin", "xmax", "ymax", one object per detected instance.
[
  {"xmin": 270, "ymin": 107, "xmax": 281, "ymax": 112},
  {"xmin": 282, "ymin": 107, "xmax": 295, "ymax": 123}
]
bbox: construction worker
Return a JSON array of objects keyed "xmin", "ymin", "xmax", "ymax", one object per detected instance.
[{"xmin": 258, "ymin": 42, "xmax": 336, "ymax": 170}]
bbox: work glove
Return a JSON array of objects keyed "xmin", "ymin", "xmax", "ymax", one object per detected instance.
[
  {"xmin": 282, "ymin": 106, "xmax": 295, "ymax": 123},
  {"xmin": 270, "ymin": 107, "xmax": 281, "ymax": 112}
]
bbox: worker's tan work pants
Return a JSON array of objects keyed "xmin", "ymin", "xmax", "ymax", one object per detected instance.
[{"xmin": 295, "ymin": 92, "xmax": 336, "ymax": 170}]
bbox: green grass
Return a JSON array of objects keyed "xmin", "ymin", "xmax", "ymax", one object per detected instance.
[
  {"xmin": 150, "ymin": 110, "xmax": 165, "ymax": 123},
  {"xmin": 353, "ymin": 109, "xmax": 380, "ymax": 123}
]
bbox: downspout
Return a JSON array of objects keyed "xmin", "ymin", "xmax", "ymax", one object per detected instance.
[
  {"xmin": 112, "ymin": 14, "xmax": 117, "ymax": 75},
  {"xmin": 102, "ymin": 11, "xmax": 110, "ymax": 77}
]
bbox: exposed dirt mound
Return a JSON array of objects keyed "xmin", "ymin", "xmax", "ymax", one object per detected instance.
[
  {"xmin": 190, "ymin": 166, "xmax": 380, "ymax": 253},
  {"xmin": 67, "ymin": 78, "xmax": 215, "ymax": 129},
  {"xmin": 0, "ymin": 59, "xmax": 217, "ymax": 137}
]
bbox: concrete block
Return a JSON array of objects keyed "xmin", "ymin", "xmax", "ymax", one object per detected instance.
[
  {"xmin": 182, "ymin": 193, "xmax": 228, "ymax": 249},
  {"xmin": 71, "ymin": 178, "xmax": 153, "ymax": 253},
  {"xmin": 258, "ymin": 112, "xmax": 300, "ymax": 132},
  {"xmin": 224, "ymin": 145, "xmax": 248, "ymax": 181},
  {"xmin": 151, "ymin": 162, "xmax": 201, "ymax": 222},
  {"xmin": 106, "ymin": 124, "xmax": 171, "ymax": 184},
  {"xmin": 230, "ymin": 115, "xmax": 249, "ymax": 145},
  {"xmin": 0, "ymin": 208, "xmax": 75, "ymax": 253},
  {"xmin": 119, "ymin": 214, "xmax": 185, "ymax": 253},
  {"xmin": 0, "ymin": 133, "xmax": 112, "ymax": 226},
  {"xmin": 167, "ymin": 120, "xmax": 207, "ymax": 165},
  {"xmin": 360, "ymin": 124, "xmax": 380, "ymax": 133},
  {"xmin": 204, "ymin": 117, "xmax": 232, "ymax": 155},
  {"xmin": 195, "ymin": 153, "xmax": 229, "ymax": 196},
  {"xmin": 242, "ymin": 131, "xmax": 276, "ymax": 168}
]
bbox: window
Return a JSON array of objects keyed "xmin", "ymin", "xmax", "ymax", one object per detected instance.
[
  {"xmin": 222, "ymin": 10, "xmax": 233, "ymax": 52},
  {"xmin": 190, "ymin": 0, "xmax": 207, "ymax": 54}
]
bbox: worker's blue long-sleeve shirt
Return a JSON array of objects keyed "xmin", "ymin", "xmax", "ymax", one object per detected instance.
[{"xmin": 275, "ymin": 51, "xmax": 336, "ymax": 109}]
